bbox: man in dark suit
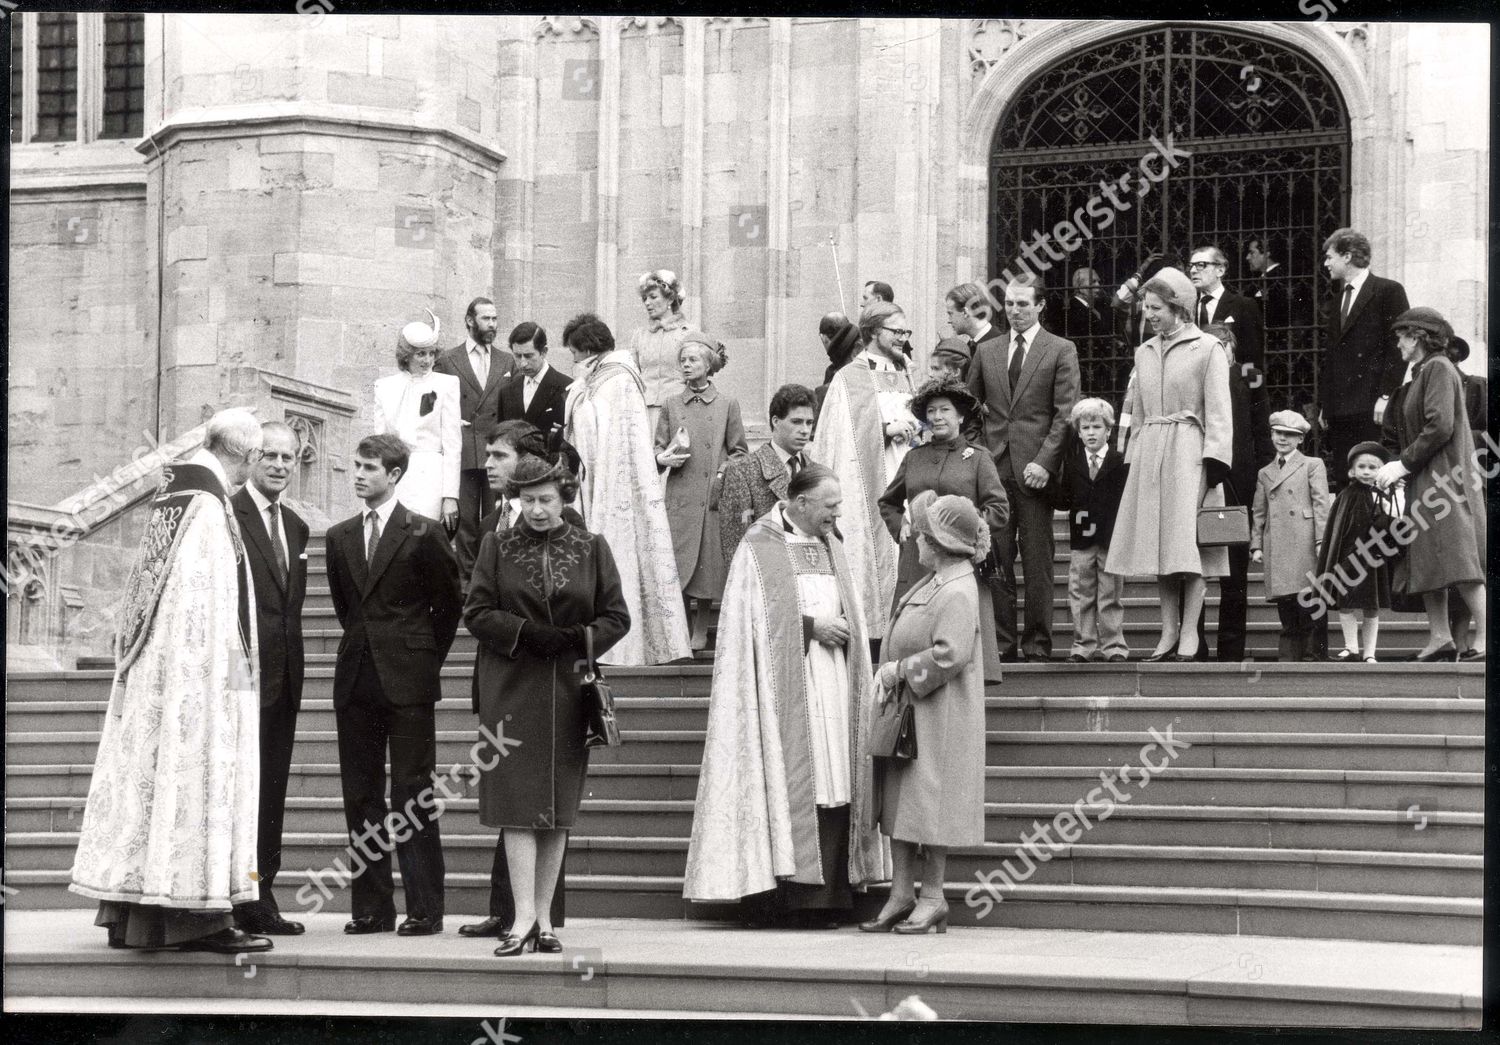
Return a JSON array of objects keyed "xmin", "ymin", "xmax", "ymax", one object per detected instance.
[
  {"xmin": 967, "ymin": 274, "xmax": 1080, "ymax": 661},
  {"xmin": 1318, "ymin": 227, "xmax": 1410, "ymax": 484},
  {"xmin": 433, "ymin": 296, "xmax": 514, "ymax": 582},
  {"xmin": 229, "ymin": 421, "xmax": 309, "ymax": 937},
  {"xmin": 326, "ymin": 434, "xmax": 463, "ymax": 937},
  {"xmin": 1244, "ymin": 235, "xmax": 1313, "ymax": 331},
  {"xmin": 1061, "ymin": 268, "xmax": 1110, "ymax": 343},
  {"xmin": 1189, "ymin": 245, "xmax": 1265, "ymax": 370},
  {"xmin": 718, "ymin": 384, "xmax": 819, "ymax": 560},
  {"xmin": 497, "ymin": 322, "xmax": 570, "ymax": 437},
  {"xmin": 457, "ymin": 419, "xmax": 582, "ymax": 940}
]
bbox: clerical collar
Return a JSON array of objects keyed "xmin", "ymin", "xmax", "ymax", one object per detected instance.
[{"xmin": 780, "ymin": 506, "xmax": 817, "ymax": 539}]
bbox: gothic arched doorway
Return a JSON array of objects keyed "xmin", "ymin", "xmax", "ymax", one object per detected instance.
[{"xmin": 989, "ymin": 25, "xmax": 1350, "ymax": 416}]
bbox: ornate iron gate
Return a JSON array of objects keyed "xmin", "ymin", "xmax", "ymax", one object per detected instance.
[{"xmin": 990, "ymin": 26, "xmax": 1350, "ymax": 415}]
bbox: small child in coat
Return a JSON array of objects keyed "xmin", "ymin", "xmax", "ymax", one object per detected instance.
[
  {"xmin": 1314, "ymin": 441, "xmax": 1394, "ymax": 662},
  {"xmin": 1250, "ymin": 410, "xmax": 1331, "ymax": 661},
  {"xmin": 1058, "ymin": 398, "xmax": 1130, "ymax": 662}
]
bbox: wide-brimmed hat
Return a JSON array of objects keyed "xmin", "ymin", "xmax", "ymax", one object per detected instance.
[
  {"xmin": 1391, "ymin": 306, "xmax": 1453, "ymax": 340},
  {"xmin": 1141, "ymin": 266, "xmax": 1196, "ymax": 314},
  {"xmin": 1447, "ymin": 336, "xmax": 1471, "ymax": 363},
  {"xmin": 910, "ymin": 490, "xmax": 990, "ymax": 563},
  {"xmin": 931, "ymin": 336, "xmax": 972, "ymax": 369},
  {"xmin": 1268, "ymin": 409, "xmax": 1311, "ymax": 436},
  {"xmin": 909, "ymin": 379, "xmax": 981, "ymax": 422},
  {"xmin": 1347, "ymin": 440, "xmax": 1391, "ymax": 465}
]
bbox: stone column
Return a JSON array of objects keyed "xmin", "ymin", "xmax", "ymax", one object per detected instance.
[{"xmin": 141, "ymin": 13, "xmax": 505, "ymax": 515}]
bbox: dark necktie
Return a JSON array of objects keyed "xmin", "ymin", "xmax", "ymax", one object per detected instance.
[
  {"xmin": 788, "ymin": 452, "xmax": 803, "ymax": 476},
  {"xmin": 1197, "ymin": 294, "xmax": 1211, "ymax": 327},
  {"xmin": 1008, "ymin": 334, "xmax": 1025, "ymax": 391},
  {"xmin": 1340, "ymin": 284, "xmax": 1354, "ymax": 327},
  {"xmin": 266, "ymin": 502, "xmax": 288, "ymax": 580},
  {"xmin": 1088, "ymin": 453, "xmax": 1100, "ymax": 480},
  {"xmin": 366, "ymin": 510, "xmax": 381, "ymax": 565},
  {"xmin": 1278, "ymin": 456, "xmax": 1287, "ymax": 470}
]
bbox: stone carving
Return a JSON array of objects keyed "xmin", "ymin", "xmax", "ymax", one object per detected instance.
[
  {"xmin": 535, "ymin": 16, "xmax": 600, "ymax": 40},
  {"xmin": 968, "ymin": 18, "xmax": 1030, "ymax": 76},
  {"xmin": 1330, "ymin": 22, "xmax": 1371, "ymax": 74},
  {"xmin": 621, "ymin": 16, "xmax": 681, "ymax": 35}
]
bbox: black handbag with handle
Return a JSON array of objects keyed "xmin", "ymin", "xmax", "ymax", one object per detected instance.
[
  {"xmin": 1197, "ymin": 475, "xmax": 1250, "ymax": 548},
  {"xmin": 870, "ymin": 680, "xmax": 917, "ymax": 761},
  {"xmin": 580, "ymin": 626, "xmax": 621, "ymax": 749}
]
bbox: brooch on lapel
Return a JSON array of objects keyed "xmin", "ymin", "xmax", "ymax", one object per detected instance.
[{"xmin": 961, "ymin": 448, "xmax": 974, "ymax": 461}]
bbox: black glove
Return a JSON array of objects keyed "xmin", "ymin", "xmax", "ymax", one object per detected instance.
[
  {"xmin": 1203, "ymin": 458, "xmax": 1232, "ymax": 490},
  {"xmin": 519, "ymin": 621, "xmax": 571, "ymax": 658}
]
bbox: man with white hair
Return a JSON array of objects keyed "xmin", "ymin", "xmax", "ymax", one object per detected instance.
[{"xmin": 71, "ymin": 408, "xmax": 271, "ymax": 954}]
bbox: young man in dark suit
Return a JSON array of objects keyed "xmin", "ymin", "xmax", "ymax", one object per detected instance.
[
  {"xmin": 433, "ymin": 296, "xmax": 514, "ymax": 581},
  {"xmin": 718, "ymin": 384, "xmax": 819, "ymax": 561},
  {"xmin": 229, "ymin": 421, "xmax": 309, "ymax": 936},
  {"xmin": 1318, "ymin": 228, "xmax": 1410, "ymax": 484},
  {"xmin": 497, "ymin": 322, "xmax": 571, "ymax": 437},
  {"xmin": 326, "ymin": 434, "xmax": 463, "ymax": 937},
  {"xmin": 967, "ymin": 274, "xmax": 1080, "ymax": 662},
  {"xmin": 1188, "ymin": 245, "xmax": 1265, "ymax": 370}
]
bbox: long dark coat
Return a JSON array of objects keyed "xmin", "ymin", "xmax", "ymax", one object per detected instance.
[
  {"xmin": 877, "ymin": 435, "xmax": 1008, "ymax": 682},
  {"xmin": 655, "ymin": 384, "xmax": 748, "ymax": 598},
  {"xmin": 1393, "ymin": 353, "xmax": 1486, "ymax": 593},
  {"xmin": 1315, "ymin": 483, "xmax": 1393, "ymax": 612},
  {"xmin": 464, "ymin": 521, "xmax": 630, "ymax": 829}
]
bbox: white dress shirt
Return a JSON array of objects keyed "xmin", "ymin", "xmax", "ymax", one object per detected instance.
[
  {"xmin": 363, "ymin": 494, "xmax": 400, "ymax": 555},
  {"xmin": 523, "ymin": 362, "xmax": 551, "ymax": 412}
]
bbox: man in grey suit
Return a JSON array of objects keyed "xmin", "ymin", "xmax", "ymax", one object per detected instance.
[
  {"xmin": 433, "ymin": 297, "xmax": 515, "ymax": 582},
  {"xmin": 967, "ymin": 275, "xmax": 1080, "ymax": 661}
]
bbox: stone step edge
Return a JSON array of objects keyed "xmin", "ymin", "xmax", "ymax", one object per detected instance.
[
  {"xmin": 11, "ymin": 762, "xmax": 1483, "ymax": 786},
  {"xmin": 8, "ymin": 868, "xmax": 1480, "ymax": 919},
  {"xmin": 10, "ymin": 794, "xmax": 1482, "ymax": 827},
  {"xmin": 11, "ymin": 831, "xmax": 1481, "ymax": 869}
]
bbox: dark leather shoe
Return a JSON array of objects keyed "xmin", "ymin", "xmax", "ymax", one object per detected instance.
[
  {"xmin": 344, "ymin": 915, "xmax": 396, "ymax": 935},
  {"xmin": 1459, "ymin": 648, "xmax": 1484, "ymax": 661},
  {"xmin": 397, "ymin": 916, "xmax": 444, "ymax": 936},
  {"xmin": 178, "ymin": 928, "xmax": 273, "ymax": 954},
  {"xmin": 1142, "ymin": 649, "xmax": 1179, "ymax": 663},
  {"xmin": 1106, "ymin": 653, "xmax": 1128, "ymax": 662},
  {"xmin": 537, "ymin": 930, "xmax": 563, "ymax": 953},
  {"xmin": 458, "ymin": 916, "xmax": 511, "ymax": 938},
  {"xmin": 1025, "ymin": 652, "xmax": 1052, "ymax": 663},
  {"xmin": 239, "ymin": 913, "xmax": 304, "ymax": 935}
]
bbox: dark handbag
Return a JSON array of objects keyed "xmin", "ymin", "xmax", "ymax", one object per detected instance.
[
  {"xmin": 870, "ymin": 681, "xmax": 917, "ymax": 761},
  {"xmin": 580, "ymin": 626, "xmax": 621, "ymax": 749},
  {"xmin": 1197, "ymin": 478, "xmax": 1249, "ymax": 548}
]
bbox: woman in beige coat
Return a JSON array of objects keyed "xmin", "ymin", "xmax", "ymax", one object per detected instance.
[
  {"xmin": 1106, "ymin": 267, "xmax": 1233, "ymax": 661},
  {"xmin": 862, "ymin": 491, "xmax": 987, "ymax": 936}
]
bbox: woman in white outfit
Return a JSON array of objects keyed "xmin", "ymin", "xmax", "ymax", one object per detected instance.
[{"xmin": 372, "ymin": 309, "xmax": 462, "ymax": 528}]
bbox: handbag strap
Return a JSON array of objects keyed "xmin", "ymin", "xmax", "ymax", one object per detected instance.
[{"xmin": 583, "ymin": 624, "xmax": 597, "ymax": 674}]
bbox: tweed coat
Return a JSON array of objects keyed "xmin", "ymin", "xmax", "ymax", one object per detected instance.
[
  {"xmin": 1105, "ymin": 326, "xmax": 1233, "ymax": 578},
  {"xmin": 718, "ymin": 442, "xmax": 798, "ymax": 562},
  {"xmin": 872, "ymin": 564, "xmax": 985, "ymax": 848},
  {"xmin": 1250, "ymin": 449, "xmax": 1331, "ymax": 600},
  {"xmin": 1392, "ymin": 353, "xmax": 1487, "ymax": 592},
  {"xmin": 655, "ymin": 383, "xmax": 749, "ymax": 598}
]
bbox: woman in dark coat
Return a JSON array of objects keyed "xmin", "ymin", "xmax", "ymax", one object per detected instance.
[
  {"xmin": 877, "ymin": 379, "xmax": 1008, "ymax": 682},
  {"xmin": 464, "ymin": 451, "xmax": 630, "ymax": 955},
  {"xmin": 1374, "ymin": 307, "xmax": 1487, "ymax": 662}
]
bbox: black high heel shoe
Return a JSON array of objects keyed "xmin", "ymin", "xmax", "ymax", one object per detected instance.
[
  {"xmin": 494, "ymin": 922, "xmax": 540, "ymax": 957},
  {"xmin": 1142, "ymin": 649, "xmax": 1179, "ymax": 663},
  {"xmin": 1414, "ymin": 643, "xmax": 1458, "ymax": 663},
  {"xmin": 858, "ymin": 899, "xmax": 917, "ymax": 933},
  {"xmin": 893, "ymin": 900, "xmax": 949, "ymax": 935}
]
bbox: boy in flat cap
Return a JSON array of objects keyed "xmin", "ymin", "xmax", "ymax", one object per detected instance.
[{"xmin": 1250, "ymin": 410, "xmax": 1331, "ymax": 661}]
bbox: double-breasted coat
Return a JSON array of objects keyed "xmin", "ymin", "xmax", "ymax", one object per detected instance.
[
  {"xmin": 463, "ymin": 521, "xmax": 630, "ymax": 829},
  {"xmin": 1106, "ymin": 326, "xmax": 1233, "ymax": 578},
  {"xmin": 873, "ymin": 564, "xmax": 985, "ymax": 848},
  {"xmin": 1392, "ymin": 352, "xmax": 1487, "ymax": 593},
  {"xmin": 1250, "ymin": 449, "xmax": 1331, "ymax": 600},
  {"xmin": 876, "ymin": 435, "xmax": 1008, "ymax": 682},
  {"xmin": 655, "ymin": 383, "xmax": 749, "ymax": 598}
]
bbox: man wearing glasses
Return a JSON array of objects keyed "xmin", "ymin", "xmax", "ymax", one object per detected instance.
[
  {"xmin": 1188, "ymin": 246, "xmax": 1265, "ymax": 370},
  {"xmin": 811, "ymin": 301, "xmax": 918, "ymax": 651}
]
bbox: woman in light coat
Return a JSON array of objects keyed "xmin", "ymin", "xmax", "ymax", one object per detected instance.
[
  {"xmin": 1376, "ymin": 307, "xmax": 1487, "ymax": 661},
  {"xmin": 372, "ymin": 309, "xmax": 462, "ymax": 528},
  {"xmin": 1105, "ymin": 267, "xmax": 1233, "ymax": 661},
  {"xmin": 629, "ymin": 269, "xmax": 690, "ymax": 432},
  {"xmin": 862, "ymin": 492, "xmax": 986, "ymax": 937}
]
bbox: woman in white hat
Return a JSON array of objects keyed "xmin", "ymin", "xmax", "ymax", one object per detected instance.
[
  {"xmin": 1104, "ymin": 267, "xmax": 1234, "ymax": 661},
  {"xmin": 371, "ymin": 309, "xmax": 462, "ymax": 529}
]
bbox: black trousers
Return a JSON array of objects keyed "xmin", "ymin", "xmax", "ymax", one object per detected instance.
[
  {"xmin": 335, "ymin": 655, "xmax": 445, "ymax": 922},
  {"xmin": 1206, "ymin": 543, "xmax": 1251, "ymax": 661},
  {"xmin": 454, "ymin": 468, "xmax": 497, "ymax": 582},
  {"xmin": 234, "ymin": 690, "xmax": 300, "ymax": 922},
  {"xmin": 994, "ymin": 479, "xmax": 1056, "ymax": 658},
  {"xmin": 481, "ymin": 833, "xmax": 568, "ymax": 928},
  {"xmin": 1274, "ymin": 595, "xmax": 1328, "ymax": 660}
]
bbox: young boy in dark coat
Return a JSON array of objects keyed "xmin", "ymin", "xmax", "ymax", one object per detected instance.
[{"xmin": 1057, "ymin": 397, "xmax": 1130, "ymax": 662}]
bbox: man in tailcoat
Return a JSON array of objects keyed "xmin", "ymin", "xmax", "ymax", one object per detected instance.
[{"xmin": 230, "ymin": 421, "xmax": 310, "ymax": 936}]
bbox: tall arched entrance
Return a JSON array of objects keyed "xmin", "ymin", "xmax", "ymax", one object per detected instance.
[{"xmin": 990, "ymin": 25, "xmax": 1350, "ymax": 415}]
